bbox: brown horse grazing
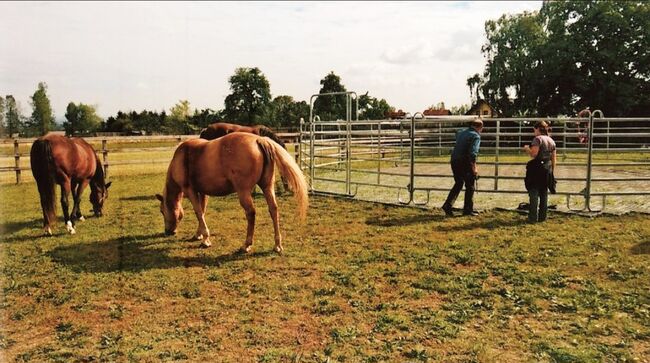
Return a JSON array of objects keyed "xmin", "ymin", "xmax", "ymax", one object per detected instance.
[
  {"xmin": 30, "ymin": 134, "xmax": 111, "ymax": 235},
  {"xmin": 199, "ymin": 122, "xmax": 286, "ymax": 149},
  {"xmin": 156, "ymin": 132, "xmax": 308, "ymax": 252}
]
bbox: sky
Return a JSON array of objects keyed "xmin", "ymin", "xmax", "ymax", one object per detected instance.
[{"xmin": 1, "ymin": 1, "xmax": 542, "ymax": 120}]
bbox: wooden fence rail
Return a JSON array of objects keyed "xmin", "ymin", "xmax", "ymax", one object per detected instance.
[{"xmin": 1, "ymin": 133, "xmax": 300, "ymax": 184}]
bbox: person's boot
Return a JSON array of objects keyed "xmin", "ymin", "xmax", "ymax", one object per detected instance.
[{"xmin": 442, "ymin": 204, "xmax": 453, "ymax": 217}]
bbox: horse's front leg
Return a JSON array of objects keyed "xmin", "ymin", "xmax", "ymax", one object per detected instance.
[
  {"xmin": 186, "ymin": 190, "xmax": 210, "ymax": 247},
  {"xmin": 60, "ymin": 180, "xmax": 75, "ymax": 234},
  {"xmin": 237, "ymin": 190, "xmax": 256, "ymax": 253},
  {"xmin": 71, "ymin": 180, "xmax": 88, "ymax": 221}
]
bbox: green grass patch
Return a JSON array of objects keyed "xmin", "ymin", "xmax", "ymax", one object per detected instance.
[{"xmin": 1, "ymin": 165, "xmax": 649, "ymax": 361}]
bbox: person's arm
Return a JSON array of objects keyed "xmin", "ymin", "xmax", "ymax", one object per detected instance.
[
  {"xmin": 551, "ymin": 149, "xmax": 557, "ymax": 171},
  {"xmin": 470, "ymin": 134, "xmax": 480, "ymax": 175},
  {"xmin": 523, "ymin": 137, "xmax": 540, "ymax": 159}
]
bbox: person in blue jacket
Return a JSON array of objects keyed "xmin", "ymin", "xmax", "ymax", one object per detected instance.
[{"xmin": 442, "ymin": 118, "xmax": 483, "ymax": 216}]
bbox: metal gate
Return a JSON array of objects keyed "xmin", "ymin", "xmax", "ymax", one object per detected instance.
[{"xmin": 299, "ymin": 100, "xmax": 650, "ymax": 214}]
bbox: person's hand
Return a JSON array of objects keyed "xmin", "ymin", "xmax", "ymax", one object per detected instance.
[
  {"xmin": 522, "ymin": 145, "xmax": 530, "ymax": 152},
  {"xmin": 472, "ymin": 165, "xmax": 478, "ymax": 176}
]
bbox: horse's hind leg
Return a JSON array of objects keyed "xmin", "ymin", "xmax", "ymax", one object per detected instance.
[
  {"xmin": 40, "ymin": 204, "xmax": 52, "ymax": 236},
  {"xmin": 262, "ymin": 185, "xmax": 282, "ymax": 253},
  {"xmin": 237, "ymin": 190, "xmax": 256, "ymax": 253},
  {"xmin": 60, "ymin": 180, "xmax": 75, "ymax": 234},
  {"xmin": 186, "ymin": 190, "xmax": 210, "ymax": 247}
]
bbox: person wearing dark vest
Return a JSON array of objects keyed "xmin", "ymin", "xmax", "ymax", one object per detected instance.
[
  {"xmin": 442, "ymin": 118, "xmax": 483, "ymax": 217},
  {"xmin": 523, "ymin": 121, "xmax": 557, "ymax": 223}
]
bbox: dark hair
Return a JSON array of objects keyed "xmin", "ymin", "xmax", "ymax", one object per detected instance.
[{"xmin": 534, "ymin": 121, "xmax": 550, "ymax": 135}]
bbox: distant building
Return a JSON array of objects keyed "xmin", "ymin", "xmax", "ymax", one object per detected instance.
[
  {"xmin": 466, "ymin": 99, "xmax": 498, "ymax": 117},
  {"xmin": 423, "ymin": 107, "xmax": 452, "ymax": 116}
]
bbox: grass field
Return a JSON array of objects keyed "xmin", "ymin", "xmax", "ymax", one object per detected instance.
[{"xmin": 1, "ymin": 161, "xmax": 649, "ymax": 362}]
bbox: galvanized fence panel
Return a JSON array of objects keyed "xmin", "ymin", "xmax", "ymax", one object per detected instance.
[{"xmin": 300, "ymin": 111, "xmax": 650, "ymax": 214}]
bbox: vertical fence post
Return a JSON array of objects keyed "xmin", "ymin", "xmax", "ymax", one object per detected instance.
[
  {"xmin": 102, "ymin": 139, "xmax": 109, "ymax": 180},
  {"xmin": 606, "ymin": 119, "xmax": 610, "ymax": 159},
  {"xmin": 563, "ymin": 121, "xmax": 567, "ymax": 158},
  {"xmin": 438, "ymin": 121, "xmax": 442, "ymax": 156},
  {"xmin": 345, "ymin": 94, "xmax": 352, "ymax": 195},
  {"xmin": 14, "ymin": 139, "xmax": 21, "ymax": 184},
  {"xmin": 494, "ymin": 120, "xmax": 500, "ymax": 190},
  {"xmin": 377, "ymin": 121, "xmax": 382, "ymax": 185},
  {"xmin": 578, "ymin": 109, "xmax": 595, "ymax": 211}
]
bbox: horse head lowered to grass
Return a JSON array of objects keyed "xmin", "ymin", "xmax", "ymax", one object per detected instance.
[
  {"xmin": 156, "ymin": 132, "xmax": 308, "ymax": 253},
  {"xmin": 30, "ymin": 134, "xmax": 111, "ymax": 235}
]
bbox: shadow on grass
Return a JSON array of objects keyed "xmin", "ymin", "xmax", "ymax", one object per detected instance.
[
  {"xmin": 631, "ymin": 240, "xmax": 650, "ymax": 255},
  {"xmin": 365, "ymin": 213, "xmax": 446, "ymax": 227},
  {"xmin": 120, "ymin": 195, "xmax": 156, "ymax": 201},
  {"xmin": 48, "ymin": 233, "xmax": 277, "ymax": 273},
  {"xmin": 435, "ymin": 215, "xmax": 529, "ymax": 232},
  {"xmin": 0, "ymin": 218, "xmax": 42, "ymax": 235}
]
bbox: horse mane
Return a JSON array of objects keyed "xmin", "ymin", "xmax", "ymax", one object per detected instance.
[
  {"xmin": 30, "ymin": 139, "xmax": 57, "ymax": 224},
  {"xmin": 91, "ymin": 153, "xmax": 106, "ymax": 187},
  {"xmin": 255, "ymin": 125, "xmax": 286, "ymax": 149}
]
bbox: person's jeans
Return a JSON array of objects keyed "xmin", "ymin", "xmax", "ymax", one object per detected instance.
[
  {"xmin": 443, "ymin": 160, "xmax": 475, "ymax": 213},
  {"xmin": 528, "ymin": 187, "xmax": 548, "ymax": 222}
]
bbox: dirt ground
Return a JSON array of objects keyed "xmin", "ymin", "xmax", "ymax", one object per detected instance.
[{"xmin": 313, "ymin": 161, "xmax": 650, "ymax": 215}]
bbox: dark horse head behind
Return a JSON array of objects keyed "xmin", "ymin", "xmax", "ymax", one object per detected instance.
[{"xmin": 30, "ymin": 134, "xmax": 111, "ymax": 235}]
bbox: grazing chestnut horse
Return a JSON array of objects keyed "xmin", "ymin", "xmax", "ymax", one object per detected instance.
[
  {"xmin": 200, "ymin": 122, "xmax": 291, "ymax": 192},
  {"xmin": 156, "ymin": 132, "xmax": 308, "ymax": 252},
  {"xmin": 30, "ymin": 134, "xmax": 111, "ymax": 235},
  {"xmin": 199, "ymin": 122, "xmax": 286, "ymax": 149}
]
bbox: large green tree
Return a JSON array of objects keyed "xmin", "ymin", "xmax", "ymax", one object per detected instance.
[
  {"xmin": 313, "ymin": 72, "xmax": 348, "ymax": 121},
  {"xmin": 4, "ymin": 95, "xmax": 23, "ymax": 137},
  {"xmin": 29, "ymin": 82, "xmax": 55, "ymax": 135},
  {"xmin": 223, "ymin": 67, "xmax": 272, "ymax": 125},
  {"xmin": 469, "ymin": 1, "xmax": 649, "ymax": 117},
  {"xmin": 165, "ymin": 100, "xmax": 194, "ymax": 134},
  {"xmin": 267, "ymin": 95, "xmax": 309, "ymax": 129},
  {"xmin": 63, "ymin": 102, "xmax": 102, "ymax": 135},
  {"xmin": 357, "ymin": 93, "xmax": 393, "ymax": 120}
]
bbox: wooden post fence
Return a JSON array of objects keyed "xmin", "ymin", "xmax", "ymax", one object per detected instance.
[{"xmin": 14, "ymin": 139, "xmax": 21, "ymax": 184}]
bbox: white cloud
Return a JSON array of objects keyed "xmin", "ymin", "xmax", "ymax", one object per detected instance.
[{"xmin": 0, "ymin": 1, "xmax": 542, "ymax": 118}]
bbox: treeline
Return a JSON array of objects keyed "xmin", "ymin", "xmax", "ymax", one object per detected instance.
[
  {"xmin": 1, "ymin": 70, "xmax": 398, "ymax": 137},
  {"xmin": 468, "ymin": 1, "xmax": 649, "ymax": 117}
]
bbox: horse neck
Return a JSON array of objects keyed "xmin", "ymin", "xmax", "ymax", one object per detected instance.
[{"xmin": 163, "ymin": 174, "xmax": 183, "ymax": 210}]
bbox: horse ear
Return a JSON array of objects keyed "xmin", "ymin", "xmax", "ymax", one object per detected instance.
[
  {"xmin": 155, "ymin": 194, "xmax": 164, "ymax": 202},
  {"xmin": 105, "ymin": 181, "xmax": 112, "ymax": 189}
]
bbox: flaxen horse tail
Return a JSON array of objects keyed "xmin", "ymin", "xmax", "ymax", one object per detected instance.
[
  {"xmin": 257, "ymin": 126, "xmax": 286, "ymax": 149},
  {"xmin": 30, "ymin": 139, "xmax": 56, "ymax": 226},
  {"xmin": 257, "ymin": 137, "xmax": 308, "ymax": 220}
]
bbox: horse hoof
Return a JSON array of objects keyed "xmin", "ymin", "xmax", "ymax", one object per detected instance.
[
  {"xmin": 66, "ymin": 221, "xmax": 76, "ymax": 234},
  {"xmin": 200, "ymin": 239, "xmax": 212, "ymax": 248},
  {"xmin": 274, "ymin": 245, "xmax": 284, "ymax": 254},
  {"xmin": 240, "ymin": 245, "xmax": 252, "ymax": 254},
  {"xmin": 44, "ymin": 227, "xmax": 53, "ymax": 236},
  {"xmin": 78, "ymin": 216, "xmax": 85, "ymax": 221}
]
